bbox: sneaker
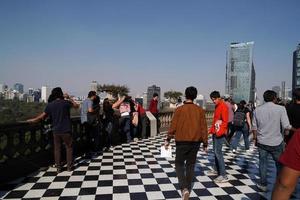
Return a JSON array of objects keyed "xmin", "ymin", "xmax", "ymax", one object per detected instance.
[
  {"xmin": 206, "ymin": 169, "xmax": 218, "ymax": 176},
  {"xmin": 232, "ymin": 149, "xmax": 236, "ymax": 153},
  {"xmin": 214, "ymin": 175, "xmax": 229, "ymax": 183},
  {"xmin": 256, "ymin": 183, "xmax": 267, "ymax": 192},
  {"xmin": 182, "ymin": 188, "xmax": 190, "ymax": 200}
]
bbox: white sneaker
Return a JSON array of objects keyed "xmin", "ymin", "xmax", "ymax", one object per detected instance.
[
  {"xmin": 232, "ymin": 149, "xmax": 236, "ymax": 153},
  {"xmin": 206, "ymin": 169, "xmax": 218, "ymax": 176},
  {"xmin": 256, "ymin": 183, "xmax": 267, "ymax": 192},
  {"xmin": 214, "ymin": 175, "xmax": 229, "ymax": 183}
]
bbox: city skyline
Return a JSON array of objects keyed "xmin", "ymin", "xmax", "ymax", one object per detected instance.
[{"xmin": 1, "ymin": 1, "xmax": 300, "ymax": 100}]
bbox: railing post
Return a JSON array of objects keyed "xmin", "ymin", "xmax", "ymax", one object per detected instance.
[{"xmin": 146, "ymin": 111, "xmax": 157, "ymax": 137}]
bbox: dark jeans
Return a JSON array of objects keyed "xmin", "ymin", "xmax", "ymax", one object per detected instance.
[
  {"xmin": 257, "ymin": 142, "xmax": 284, "ymax": 186},
  {"xmin": 103, "ymin": 121, "xmax": 113, "ymax": 148},
  {"xmin": 226, "ymin": 122, "xmax": 235, "ymax": 143},
  {"xmin": 119, "ymin": 116, "xmax": 131, "ymax": 143},
  {"xmin": 53, "ymin": 133, "xmax": 73, "ymax": 168},
  {"xmin": 212, "ymin": 134, "xmax": 226, "ymax": 176},
  {"xmin": 84, "ymin": 122, "xmax": 100, "ymax": 153},
  {"xmin": 175, "ymin": 142, "xmax": 200, "ymax": 191},
  {"xmin": 139, "ymin": 115, "xmax": 147, "ymax": 139}
]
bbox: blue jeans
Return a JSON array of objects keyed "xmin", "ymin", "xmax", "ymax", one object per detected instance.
[
  {"xmin": 231, "ymin": 125, "xmax": 250, "ymax": 150},
  {"xmin": 212, "ymin": 134, "xmax": 226, "ymax": 176},
  {"xmin": 257, "ymin": 142, "xmax": 284, "ymax": 186}
]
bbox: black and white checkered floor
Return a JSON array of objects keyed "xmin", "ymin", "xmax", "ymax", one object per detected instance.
[{"xmin": 1, "ymin": 134, "xmax": 300, "ymax": 200}]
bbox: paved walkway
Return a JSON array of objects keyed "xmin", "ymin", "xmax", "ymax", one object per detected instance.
[{"xmin": 1, "ymin": 134, "xmax": 300, "ymax": 200}]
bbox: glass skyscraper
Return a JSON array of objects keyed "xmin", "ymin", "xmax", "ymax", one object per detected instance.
[
  {"xmin": 292, "ymin": 44, "xmax": 300, "ymax": 91},
  {"xmin": 225, "ymin": 42, "xmax": 256, "ymax": 103}
]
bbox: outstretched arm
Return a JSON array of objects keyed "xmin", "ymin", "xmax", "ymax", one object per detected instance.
[{"xmin": 27, "ymin": 112, "xmax": 47, "ymax": 123}]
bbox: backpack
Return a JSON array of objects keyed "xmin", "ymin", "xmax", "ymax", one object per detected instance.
[{"xmin": 233, "ymin": 109, "xmax": 246, "ymax": 127}]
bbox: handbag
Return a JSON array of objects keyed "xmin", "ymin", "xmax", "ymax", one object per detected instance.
[{"xmin": 160, "ymin": 145, "xmax": 172, "ymax": 158}]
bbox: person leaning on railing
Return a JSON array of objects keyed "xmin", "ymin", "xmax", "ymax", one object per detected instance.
[{"xmin": 27, "ymin": 87, "xmax": 79, "ymax": 173}]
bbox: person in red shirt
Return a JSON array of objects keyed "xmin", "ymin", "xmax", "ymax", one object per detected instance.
[
  {"xmin": 272, "ymin": 129, "xmax": 300, "ymax": 200},
  {"xmin": 148, "ymin": 93, "xmax": 159, "ymax": 133},
  {"xmin": 148, "ymin": 93, "xmax": 159, "ymax": 115},
  {"xmin": 208, "ymin": 91, "xmax": 229, "ymax": 183},
  {"xmin": 136, "ymin": 102, "xmax": 147, "ymax": 139}
]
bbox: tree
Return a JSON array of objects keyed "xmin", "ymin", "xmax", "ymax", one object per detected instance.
[
  {"xmin": 97, "ymin": 84, "xmax": 130, "ymax": 99},
  {"xmin": 164, "ymin": 90, "xmax": 183, "ymax": 104}
]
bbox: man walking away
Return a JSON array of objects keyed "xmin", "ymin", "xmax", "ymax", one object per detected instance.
[
  {"xmin": 252, "ymin": 90, "xmax": 293, "ymax": 192},
  {"xmin": 165, "ymin": 86, "xmax": 208, "ymax": 200}
]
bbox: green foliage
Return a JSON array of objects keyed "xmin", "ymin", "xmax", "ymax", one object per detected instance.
[
  {"xmin": 0, "ymin": 99, "xmax": 80, "ymax": 124},
  {"xmin": 0, "ymin": 99, "xmax": 46, "ymax": 124},
  {"xmin": 97, "ymin": 84, "xmax": 130, "ymax": 98},
  {"xmin": 164, "ymin": 90, "xmax": 183, "ymax": 104}
]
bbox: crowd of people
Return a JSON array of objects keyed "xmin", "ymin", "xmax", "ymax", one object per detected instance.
[
  {"xmin": 165, "ymin": 87, "xmax": 300, "ymax": 200},
  {"xmin": 27, "ymin": 88, "xmax": 160, "ymax": 173},
  {"xmin": 27, "ymin": 86, "xmax": 300, "ymax": 200}
]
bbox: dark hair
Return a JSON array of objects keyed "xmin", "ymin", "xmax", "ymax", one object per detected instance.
[
  {"xmin": 293, "ymin": 88, "xmax": 300, "ymax": 101},
  {"xmin": 239, "ymin": 100, "xmax": 247, "ymax": 106},
  {"xmin": 93, "ymin": 95, "xmax": 100, "ymax": 105},
  {"xmin": 210, "ymin": 91, "xmax": 220, "ymax": 99},
  {"xmin": 88, "ymin": 91, "xmax": 97, "ymax": 98},
  {"xmin": 185, "ymin": 86, "xmax": 197, "ymax": 100},
  {"xmin": 263, "ymin": 90, "xmax": 277, "ymax": 102},
  {"xmin": 51, "ymin": 87, "xmax": 64, "ymax": 100},
  {"xmin": 153, "ymin": 93, "xmax": 158, "ymax": 98}
]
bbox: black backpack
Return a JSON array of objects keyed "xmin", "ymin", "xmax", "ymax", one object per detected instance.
[{"xmin": 233, "ymin": 109, "xmax": 246, "ymax": 127}]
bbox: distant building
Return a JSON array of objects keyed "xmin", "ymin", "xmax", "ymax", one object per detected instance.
[
  {"xmin": 292, "ymin": 44, "xmax": 300, "ymax": 91},
  {"xmin": 142, "ymin": 92, "xmax": 148, "ymax": 108},
  {"xmin": 91, "ymin": 81, "xmax": 98, "ymax": 93},
  {"xmin": 146, "ymin": 85, "xmax": 161, "ymax": 109},
  {"xmin": 272, "ymin": 86, "xmax": 281, "ymax": 98},
  {"xmin": 33, "ymin": 89, "xmax": 41, "ymax": 102},
  {"xmin": 28, "ymin": 88, "xmax": 34, "ymax": 96},
  {"xmin": 225, "ymin": 41, "xmax": 256, "ymax": 103},
  {"xmin": 27, "ymin": 95, "xmax": 34, "ymax": 103},
  {"xmin": 0, "ymin": 84, "xmax": 7, "ymax": 93},
  {"xmin": 14, "ymin": 83, "xmax": 24, "ymax": 94},
  {"xmin": 195, "ymin": 94, "xmax": 206, "ymax": 109},
  {"xmin": 41, "ymin": 86, "xmax": 51, "ymax": 103}
]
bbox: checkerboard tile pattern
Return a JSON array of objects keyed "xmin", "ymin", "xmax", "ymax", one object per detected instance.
[{"xmin": 1, "ymin": 135, "xmax": 300, "ymax": 200}]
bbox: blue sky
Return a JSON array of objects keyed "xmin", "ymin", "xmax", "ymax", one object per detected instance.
[{"xmin": 0, "ymin": 0, "xmax": 299, "ymax": 99}]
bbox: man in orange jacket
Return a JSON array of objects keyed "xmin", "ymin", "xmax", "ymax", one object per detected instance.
[
  {"xmin": 208, "ymin": 91, "xmax": 229, "ymax": 183},
  {"xmin": 165, "ymin": 86, "xmax": 208, "ymax": 200}
]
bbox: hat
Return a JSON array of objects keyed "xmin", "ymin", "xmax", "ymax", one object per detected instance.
[{"xmin": 223, "ymin": 94, "xmax": 231, "ymax": 100}]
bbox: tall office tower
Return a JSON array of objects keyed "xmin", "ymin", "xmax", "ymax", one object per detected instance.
[
  {"xmin": 14, "ymin": 83, "xmax": 24, "ymax": 94},
  {"xmin": 292, "ymin": 44, "xmax": 300, "ymax": 91},
  {"xmin": 225, "ymin": 42, "xmax": 256, "ymax": 103},
  {"xmin": 0, "ymin": 84, "xmax": 5, "ymax": 93},
  {"xmin": 281, "ymin": 81, "xmax": 286, "ymax": 100},
  {"xmin": 272, "ymin": 86, "xmax": 281, "ymax": 98},
  {"xmin": 146, "ymin": 85, "xmax": 161, "ymax": 109},
  {"xmin": 41, "ymin": 86, "xmax": 51, "ymax": 103},
  {"xmin": 91, "ymin": 81, "xmax": 98, "ymax": 93}
]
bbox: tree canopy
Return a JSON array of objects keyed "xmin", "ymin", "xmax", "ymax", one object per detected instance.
[
  {"xmin": 97, "ymin": 84, "xmax": 129, "ymax": 99},
  {"xmin": 164, "ymin": 90, "xmax": 183, "ymax": 104}
]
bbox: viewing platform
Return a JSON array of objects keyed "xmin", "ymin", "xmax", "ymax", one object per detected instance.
[{"xmin": 0, "ymin": 111, "xmax": 299, "ymax": 199}]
